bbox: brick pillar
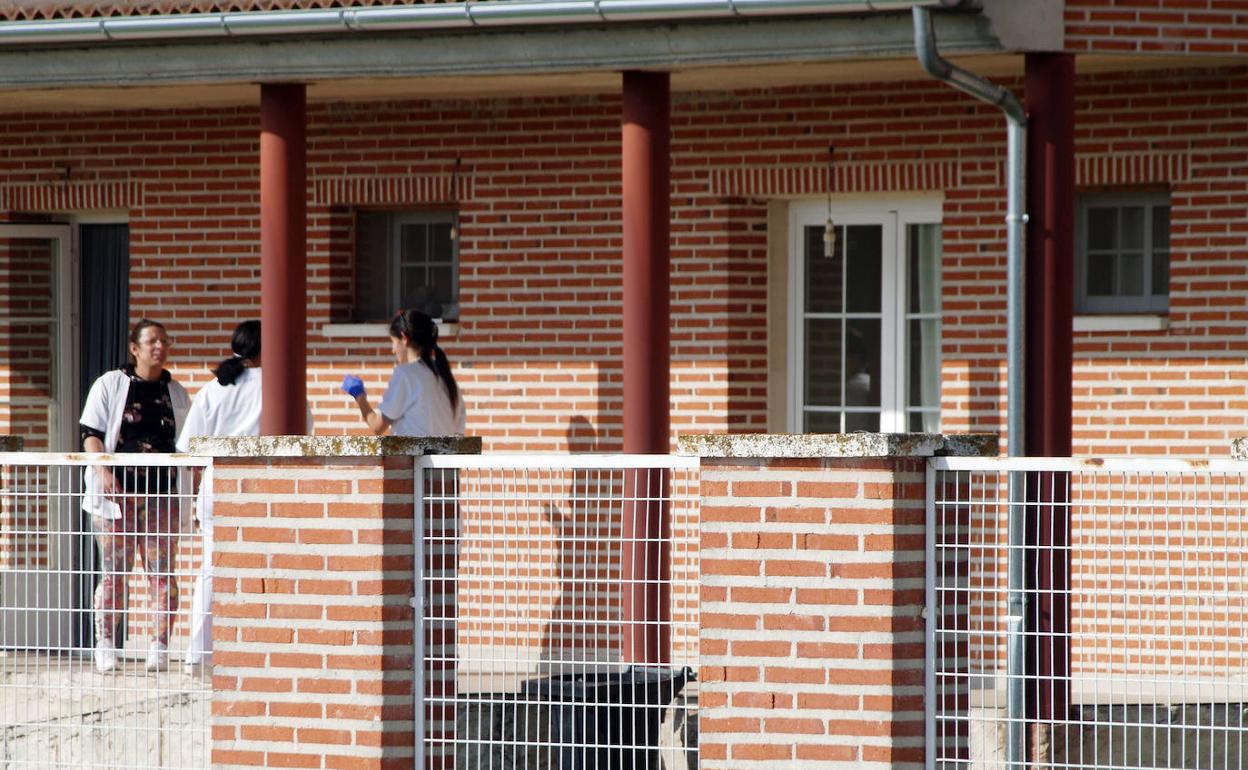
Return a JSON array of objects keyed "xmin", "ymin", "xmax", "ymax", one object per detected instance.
[
  {"xmin": 192, "ymin": 435, "xmax": 479, "ymax": 770},
  {"xmin": 680, "ymin": 433, "xmax": 996, "ymax": 770}
]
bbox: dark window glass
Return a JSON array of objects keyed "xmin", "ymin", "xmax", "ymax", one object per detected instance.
[
  {"xmin": 804, "ymin": 318, "xmax": 842, "ymax": 407},
  {"xmin": 354, "ymin": 210, "xmax": 458, "ymax": 322},
  {"xmin": 845, "ymin": 225, "xmax": 882, "ymax": 314}
]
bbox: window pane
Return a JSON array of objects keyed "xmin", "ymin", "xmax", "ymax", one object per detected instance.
[
  {"xmin": 804, "ymin": 318, "xmax": 842, "ymax": 407},
  {"xmin": 907, "ymin": 223, "xmax": 941, "ymax": 315},
  {"xmin": 908, "ymin": 410, "xmax": 940, "ymax": 432},
  {"xmin": 1119, "ymin": 252, "xmax": 1144, "ymax": 296},
  {"xmin": 845, "ymin": 225, "xmax": 882, "ymax": 313},
  {"xmin": 845, "ymin": 318, "xmax": 881, "ymax": 408},
  {"xmin": 804, "ymin": 410, "xmax": 841, "ymax": 433},
  {"xmin": 400, "ymin": 223, "xmax": 430, "ymax": 266},
  {"xmin": 400, "ymin": 267, "xmax": 430, "ymax": 312},
  {"xmin": 354, "ymin": 211, "xmax": 392, "ymax": 322},
  {"xmin": 845, "ymin": 412, "xmax": 880, "ymax": 432},
  {"xmin": 1087, "ymin": 254, "xmax": 1114, "ymax": 296},
  {"xmin": 430, "ymin": 222, "xmax": 454, "ymax": 262},
  {"xmin": 1152, "ymin": 206, "xmax": 1170, "ymax": 298},
  {"xmin": 427, "ymin": 266, "xmax": 454, "ymax": 317},
  {"xmin": 1087, "ymin": 207, "xmax": 1117, "ymax": 251},
  {"xmin": 908, "ymin": 318, "xmax": 940, "ymax": 411},
  {"xmin": 1119, "ymin": 206, "xmax": 1144, "ymax": 250},
  {"xmin": 805, "ymin": 225, "xmax": 843, "ymax": 314}
]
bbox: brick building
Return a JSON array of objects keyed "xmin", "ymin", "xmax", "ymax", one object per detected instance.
[{"xmin": 0, "ymin": 0, "xmax": 1245, "ymax": 457}]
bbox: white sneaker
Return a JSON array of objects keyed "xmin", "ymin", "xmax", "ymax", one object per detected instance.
[
  {"xmin": 145, "ymin": 642, "xmax": 168, "ymax": 672},
  {"xmin": 94, "ymin": 639, "xmax": 118, "ymax": 673}
]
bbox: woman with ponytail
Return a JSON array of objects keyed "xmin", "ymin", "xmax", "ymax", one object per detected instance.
[
  {"xmin": 175, "ymin": 319, "xmax": 261, "ymax": 674},
  {"xmin": 341, "ymin": 308, "xmax": 466, "ymax": 436}
]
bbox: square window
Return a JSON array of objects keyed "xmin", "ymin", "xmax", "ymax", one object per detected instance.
[
  {"xmin": 1076, "ymin": 192, "xmax": 1170, "ymax": 314},
  {"xmin": 352, "ymin": 210, "xmax": 459, "ymax": 323}
]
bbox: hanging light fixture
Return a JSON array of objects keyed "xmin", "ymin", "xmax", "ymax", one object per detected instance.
[
  {"xmin": 823, "ymin": 144, "xmax": 837, "ymax": 259},
  {"xmin": 448, "ymin": 156, "xmax": 462, "ymax": 241}
]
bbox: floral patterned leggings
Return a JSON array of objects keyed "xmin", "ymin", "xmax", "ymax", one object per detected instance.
[{"xmin": 91, "ymin": 501, "xmax": 180, "ymax": 646}]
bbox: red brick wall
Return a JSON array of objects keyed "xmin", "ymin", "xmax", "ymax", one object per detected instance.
[
  {"xmin": 1065, "ymin": 1, "xmax": 1248, "ymax": 56},
  {"xmin": 1, "ymin": 64, "xmax": 1246, "ymax": 456},
  {"xmin": 698, "ymin": 455, "xmax": 927, "ymax": 768},
  {"xmin": 211, "ymin": 453, "xmax": 417, "ymax": 770}
]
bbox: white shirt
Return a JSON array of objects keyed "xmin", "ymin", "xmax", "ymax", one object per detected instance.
[
  {"xmin": 79, "ymin": 368, "xmax": 191, "ymax": 519},
  {"xmin": 377, "ymin": 360, "xmax": 467, "ymax": 437},
  {"xmin": 176, "ymin": 367, "xmax": 263, "ymax": 521},
  {"xmin": 177, "ymin": 367, "xmax": 263, "ymax": 452}
]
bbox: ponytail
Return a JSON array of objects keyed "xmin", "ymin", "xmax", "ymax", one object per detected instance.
[
  {"xmin": 390, "ymin": 308, "xmax": 459, "ymax": 409},
  {"xmin": 212, "ymin": 320, "xmax": 261, "ymax": 386},
  {"xmin": 429, "ymin": 344, "xmax": 460, "ymax": 410}
]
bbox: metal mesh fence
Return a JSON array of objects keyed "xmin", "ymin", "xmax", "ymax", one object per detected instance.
[
  {"xmin": 927, "ymin": 457, "xmax": 1248, "ymax": 770},
  {"xmin": 416, "ymin": 454, "xmax": 700, "ymax": 770},
  {"xmin": 0, "ymin": 453, "xmax": 211, "ymax": 769}
]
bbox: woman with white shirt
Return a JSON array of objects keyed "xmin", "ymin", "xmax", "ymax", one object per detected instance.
[
  {"xmin": 175, "ymin": 320, "xmax": 261, "ymax": 673},
  {"xmin": 80, "ymin": 319, "xmax": 191, "ymax": 673},
  {"xmin": 342, "ymin": 309, "xmax": 466, "ymax": 436}
]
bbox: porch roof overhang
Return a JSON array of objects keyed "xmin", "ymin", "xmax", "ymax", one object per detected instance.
[{"xmin": 0, "ymin": 9, "xmax": 1007, "ymax": 110}]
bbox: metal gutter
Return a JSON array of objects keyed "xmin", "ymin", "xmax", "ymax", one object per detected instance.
[
  {"xmin": 913, "ymin": 6, "xmax": 1027, "ymax": 770},
  {"xmin": 0, "ymin": 0, "xmax": 965, "ymax": 45}
]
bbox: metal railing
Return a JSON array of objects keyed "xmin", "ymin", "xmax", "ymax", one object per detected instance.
[
  {"xmin": 415, "ymin": 453, "xmax": 700, "ymax": 770},
  {"xmin": 927, "ymin": 457, "xmax": 1248, "ymax": 770},
  {"xmin": 0, "ymin": 452, "xmax": 212, "ymax": 770}
]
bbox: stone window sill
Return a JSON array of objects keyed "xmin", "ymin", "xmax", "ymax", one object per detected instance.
[{"xmin": 1073, "ymin": 315, "xmax": 1168, "ymax": 333}]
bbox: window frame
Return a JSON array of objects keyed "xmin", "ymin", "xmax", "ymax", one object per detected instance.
[
  {"xmin": 1074, "ymin": 191, "xmax": 1170, "ymax": 315},
  {"xmin": 786, "ymin": 196, "xmax": 943, "ymax": 434},
  {"xmin": 351, "ymin": 207, "xmax": 460, "ymax": 323}
]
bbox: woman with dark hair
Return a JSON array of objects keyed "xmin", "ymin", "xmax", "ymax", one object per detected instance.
[
  {"xmin": 341, "ymin": 309, "xmax": 466, "ymax": 436},
  {"xmin": 174, "ymin": 319, "xmax": 262, "ymax": 674},
  {"xmin": 80, "ymin": 319, "xmax": 191, "ymax": 673}
]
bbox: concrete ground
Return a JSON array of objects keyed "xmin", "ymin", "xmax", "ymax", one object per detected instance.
[{"xmin": 0, "ymin": 650, "xmax": 209, "ymax": 769}]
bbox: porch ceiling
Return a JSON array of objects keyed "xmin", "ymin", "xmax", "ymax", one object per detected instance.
[
  {"xmin": 0, "ymin": 11, "xmax": 1000, "ymax": 111},
  {"xmin": 0, "ymin": 49, "xmax": 1233, "ymax": 114}
]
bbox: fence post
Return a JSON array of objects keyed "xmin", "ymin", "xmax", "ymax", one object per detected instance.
[
  {"xmin": 680, "ymin": 433, "xmax": 997, "ymax": 769},
  {"xmin": 191, "ymin": 435, "xmax": 479, "ymax": 770}
]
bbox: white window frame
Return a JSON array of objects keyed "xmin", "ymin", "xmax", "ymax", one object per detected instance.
[
  {"xmin": 786, "ymin": 195, "xmax": 942, "ymax": 434},
  {"xmin": 1075, "ymin": 191, "xmax": 1170, "ymax": 315}
]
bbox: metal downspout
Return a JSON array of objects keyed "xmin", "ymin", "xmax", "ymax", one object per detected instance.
[
  {"xmin": 913, "ymin": 6, "xmax": 1027, "ymax": 770},
  {"xmin": 0, "ymin": 0, "xmax": 966, "ymax": 45}
]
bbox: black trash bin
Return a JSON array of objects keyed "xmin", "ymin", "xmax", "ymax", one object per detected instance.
[{"xmin": 519, "ymin": 665, "xmax": 694, "ymax": 770}]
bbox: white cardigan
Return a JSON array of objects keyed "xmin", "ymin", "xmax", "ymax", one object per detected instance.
[{"xmin": 80, "ymin": 368, "xmax": 191, "ymax": 519}]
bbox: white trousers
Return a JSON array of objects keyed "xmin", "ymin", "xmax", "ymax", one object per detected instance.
[{"xmin": 186, "ymin": 516, "xmax": 213, "ymax": 665}]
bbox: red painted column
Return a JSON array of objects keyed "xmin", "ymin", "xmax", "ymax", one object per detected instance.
[
  {"xmin": 621, "ymin": 71, "xmax": 671, "ymax": 665},
  {"xmin": 1024, "ymin": 53, "xmax": 1074, "ymax": 458},
  {"xmin": 1024, "ymin": 52, "xmax": 1075, "ymax": 760},
  {"xmin": 622, "ymin": 70, "xmax": 671, "ymax": 456},
  {"xmin": 259, "ymin": 83, "xmax": 308, "ymax": 435}
]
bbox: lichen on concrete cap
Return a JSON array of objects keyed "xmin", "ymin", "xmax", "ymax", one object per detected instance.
[
  {"xmin": 677, "ymin": 432, "xmax": 998, "ymax": 459},
  {"xmin": 1231, "ymin": 437, "xmax": 1248, "ymax": 461},
  {"xmin": 188, "ymin": 434, "xmax": 481, "ymax": 457}
]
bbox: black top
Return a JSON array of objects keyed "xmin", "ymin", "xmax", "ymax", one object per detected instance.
[{"xmin": 80, "ymin": 365, "xmax": 178, "ymax": 453}]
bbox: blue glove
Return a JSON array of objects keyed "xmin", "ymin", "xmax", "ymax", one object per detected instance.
[{"xmin": 341, "ymin": 375, "xmax": 366, "ymax": 399}]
